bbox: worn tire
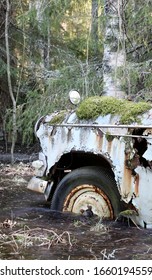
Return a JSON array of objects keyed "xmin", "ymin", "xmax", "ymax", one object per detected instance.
[{"xmin": 51, "ymin": 166, "xmax": 122, "ymax": 219}]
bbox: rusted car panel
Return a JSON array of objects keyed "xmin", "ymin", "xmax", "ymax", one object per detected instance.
[{"xmin": 28, "ymin": 108, "xmax": 152, "ymax": 228}]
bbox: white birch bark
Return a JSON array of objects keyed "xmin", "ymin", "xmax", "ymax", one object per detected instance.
[
  {"xmin": 29, "ymin": 0, "xmax": 50, "ymax": 69},
  {"xmin": 103, "ymin": 0, "xmax": 126, "ymax": 98}
]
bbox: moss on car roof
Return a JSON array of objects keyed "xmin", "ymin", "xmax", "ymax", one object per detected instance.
[
  {"xmin": 49, "ymin": 111, "xmax": 67, "ymax": 124},
  {"xmin": 76, "ymin": 96, "xmax": 151, "ymax": 124}
]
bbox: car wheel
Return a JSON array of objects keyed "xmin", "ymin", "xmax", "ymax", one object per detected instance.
[{"xmin": 51, "ymin": 166, "xmax": 122, "ymax": 219}]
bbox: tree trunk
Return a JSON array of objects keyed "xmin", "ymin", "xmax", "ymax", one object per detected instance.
[
  {"xmin": 91, "ymin": 0, "xmax": 99, "ymax": 56},
  {"xmin": 103, "ymin": 0, "xmax": 126, "ymax": 98},
  {"xmin": 29, "ymin": 0, "xmax": 50, "ymax": 69},
  {"xmin": 5, "ymin": 0, "xmax": 17, "ymax": 163}
]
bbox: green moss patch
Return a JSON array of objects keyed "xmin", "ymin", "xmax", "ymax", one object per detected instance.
[
  {"xmin": 76, "ymin": 96, "xmax": 151, "ymax": 124},
  {"xmin": 49, "ymin": 111, "xmax": 67, "ymax": 124}
]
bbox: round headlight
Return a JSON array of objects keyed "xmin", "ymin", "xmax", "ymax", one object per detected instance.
[{"xmin": 69, "ymin": 90, "xmax": 81, "ymax": 105}]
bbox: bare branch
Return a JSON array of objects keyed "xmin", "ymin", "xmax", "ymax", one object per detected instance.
[{"xmin": 5, "ymin": 0, "xmax": 17, "ymax": 163}]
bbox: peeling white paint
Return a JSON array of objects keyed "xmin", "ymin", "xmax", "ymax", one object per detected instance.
[
  {"xmin": 29, "ymin": 108, "xmax": 152, "ymax": 227},
  {"xmin": 143, "ymin": 137, "xmax": 152, "ymax": 161},
  {"xmin": 134, "ymin": 166, "xmax": 152, "ymax": 228}
]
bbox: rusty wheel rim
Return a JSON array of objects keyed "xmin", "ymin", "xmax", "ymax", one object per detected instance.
[{"xmin": 63, "ymin": 184, "xmax": 113, "ymax": 219}]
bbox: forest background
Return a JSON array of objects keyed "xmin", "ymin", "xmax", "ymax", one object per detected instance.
[{"xmin": 0, "ymin": 0, "xmax": 152, "ymax": 154}]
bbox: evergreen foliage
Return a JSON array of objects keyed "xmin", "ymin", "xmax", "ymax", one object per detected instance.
[{"xmin": 0, "ymin": 0, "xmax": 152, "ymax": 145}]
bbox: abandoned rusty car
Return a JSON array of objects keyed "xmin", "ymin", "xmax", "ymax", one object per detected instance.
[{"xmin": 28, "ymin": 95, "xmax": 152, "ymax": 228}]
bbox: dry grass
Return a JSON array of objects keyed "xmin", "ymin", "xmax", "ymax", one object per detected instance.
[
  {"xmin": 0, "ymin": 224, "xmax": 72, "ymax": 255},
  {"xmin": 90, "ymin": 219, "xmax": 109, "ymax": 233},
  {"xmin": 0, "ymin": 163, "xmax": 34, "ymax": 177}
]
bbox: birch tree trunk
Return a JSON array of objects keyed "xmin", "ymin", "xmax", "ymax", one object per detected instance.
[
  {"xmin": 103, "ymin": 0, "xmax": 126, "ymax": 98},
  {"xmin": 5, "ymin": 0, "xmax": 16, "ymax": 163},
  {"xmin": 29, "ymin": 0, "xmax": 50, "ymax": 69}
]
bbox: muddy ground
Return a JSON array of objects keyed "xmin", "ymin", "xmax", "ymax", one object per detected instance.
[{"xmin": 0, "ymin": 162, "xmax": 152, "ymax": 260}]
